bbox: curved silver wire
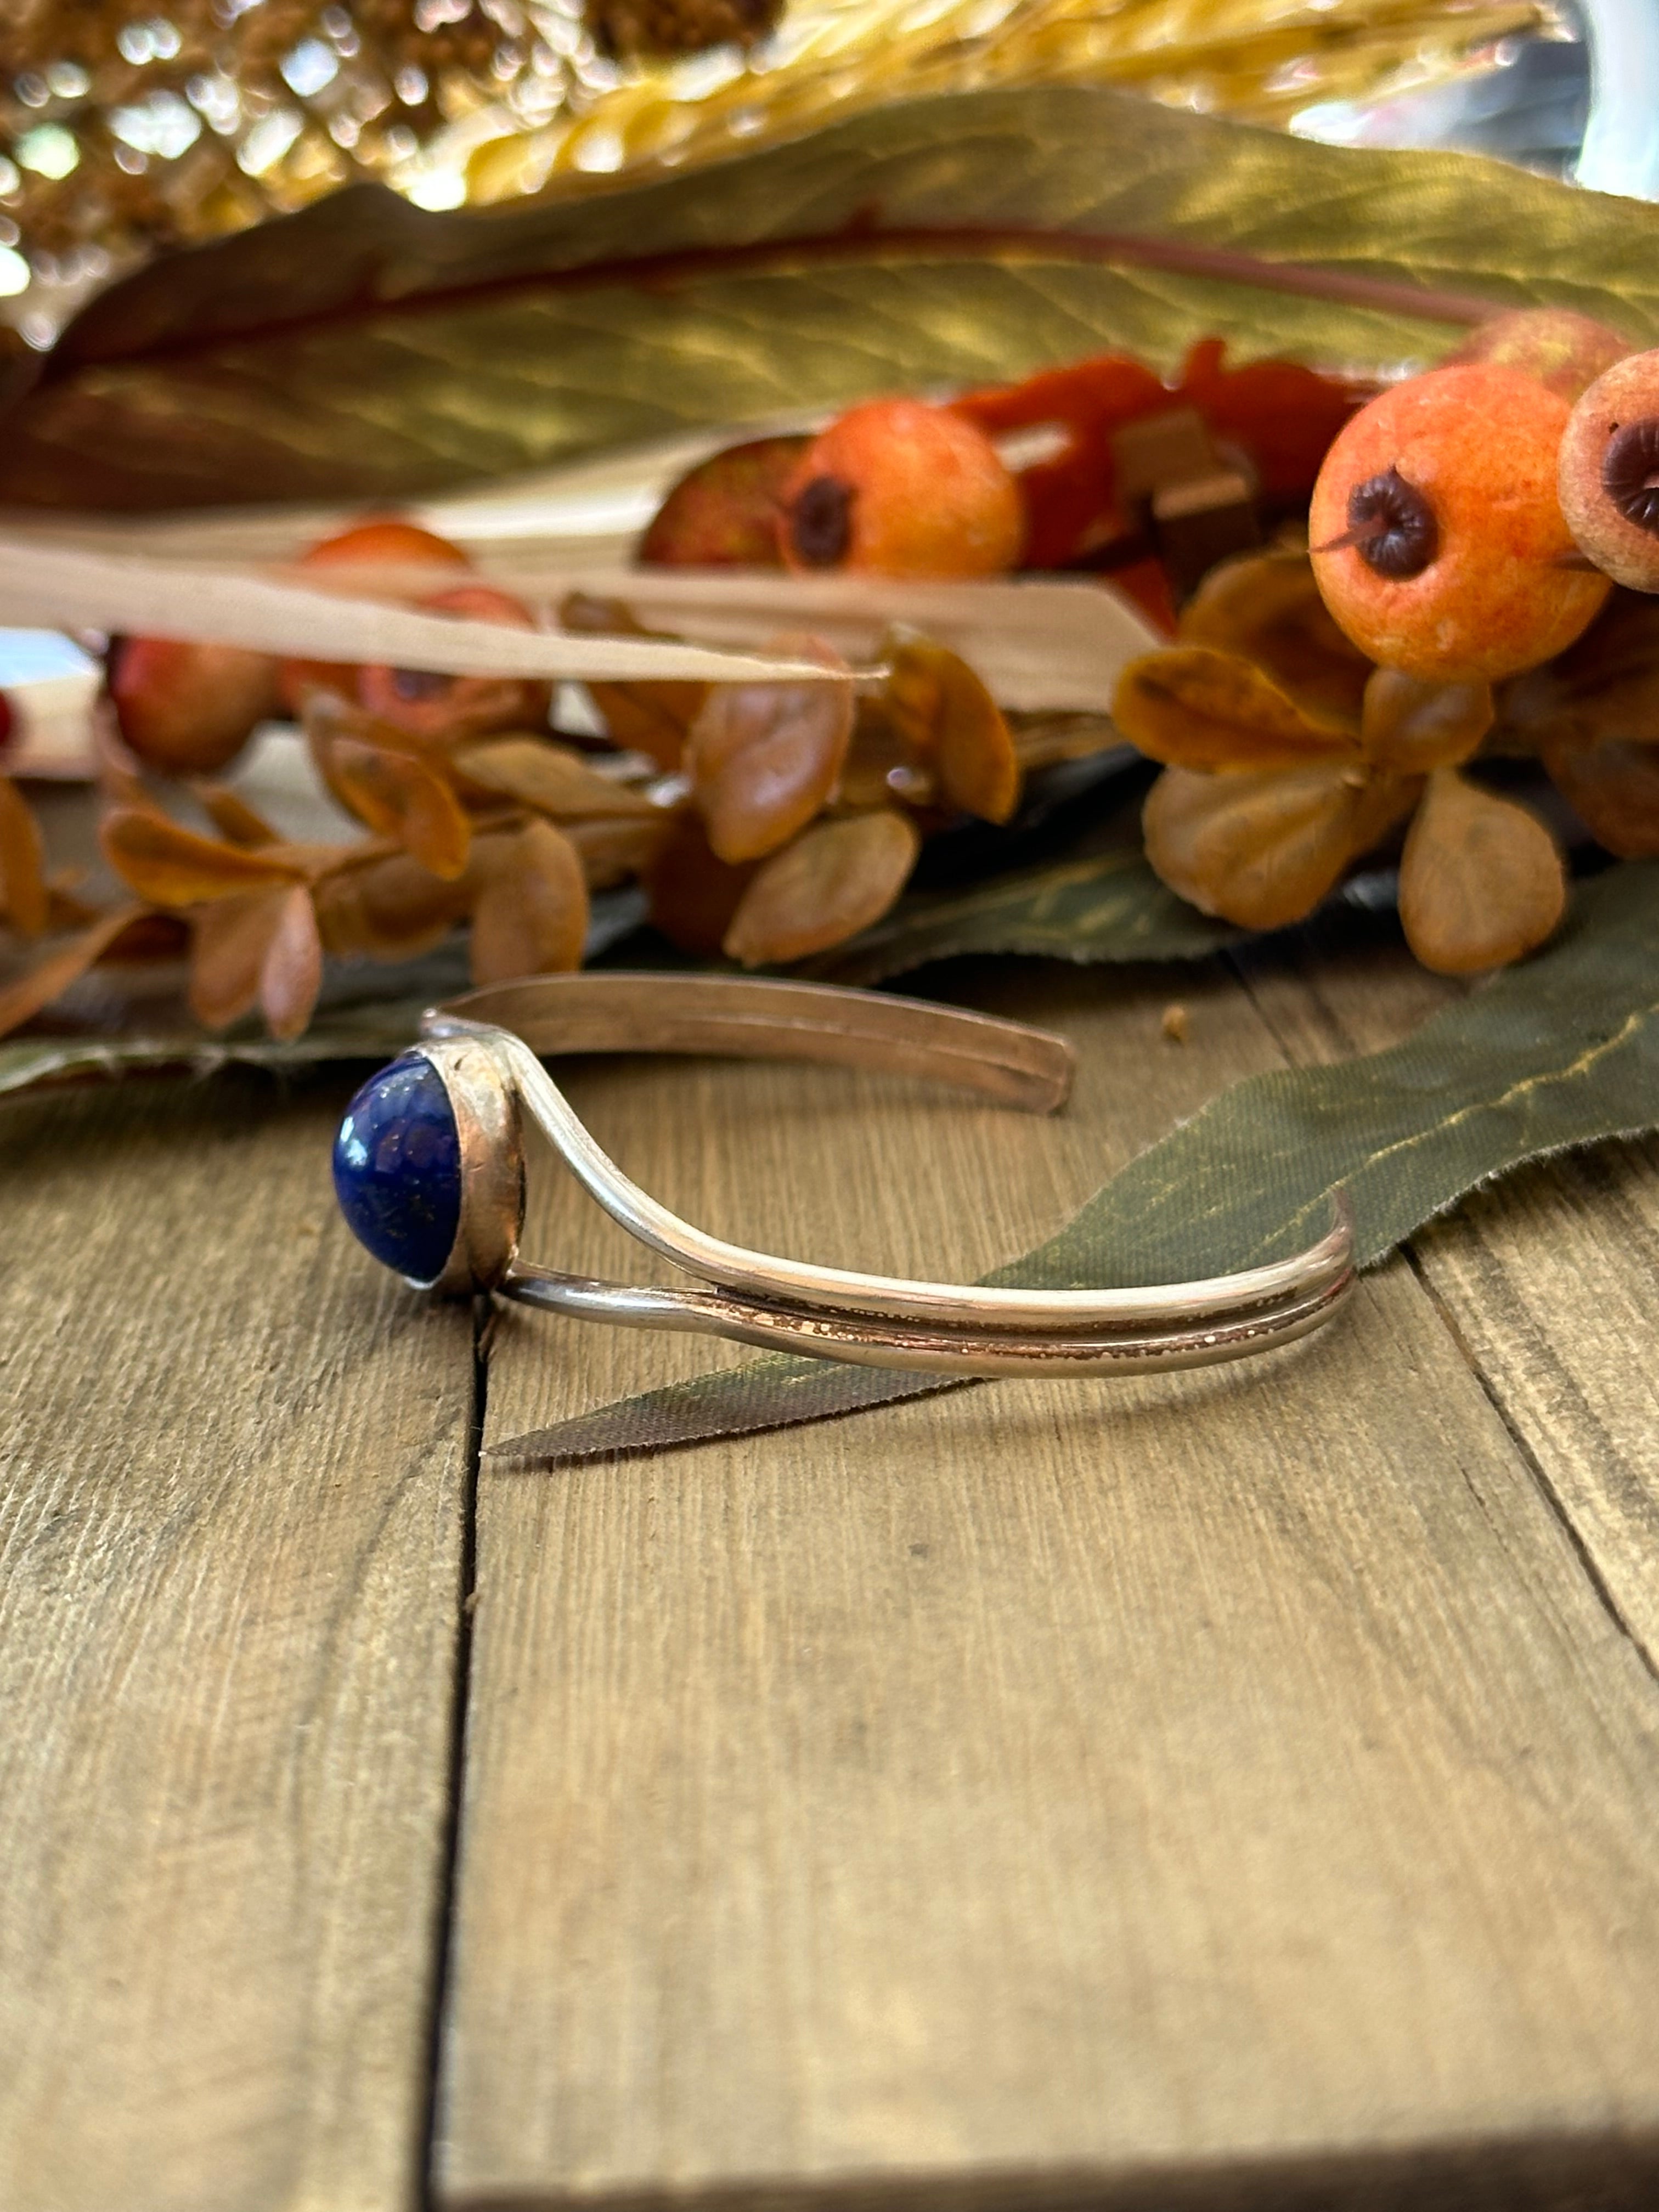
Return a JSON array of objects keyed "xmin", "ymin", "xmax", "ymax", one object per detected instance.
[
  {"xmin": 500, "ymin": 1260, "xmax": 1352, "ymax": 1379},
  {"xmin": 419, "ymin": 1009, "xmax": 1356, "ymax": 1380},
  {"xmin": 465, "ymin": 1023, "xmax": 1353, "ymax": 1336}
]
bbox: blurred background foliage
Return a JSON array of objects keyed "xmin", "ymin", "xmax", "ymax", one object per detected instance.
[{"xmin": 0, "ymin": 0, "xmax": 1582, "ymax": 352}]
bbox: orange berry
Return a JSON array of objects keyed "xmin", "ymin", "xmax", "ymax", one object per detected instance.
[
  {"xmin": 639, "ymin": 435, "xmax": 806, "ymax": 566},
  {"xmin": 109, "ymin": 637, "xmax": 282, "ymax": 775},
  {"xmin": 1443, "ymin": 308, "xmax": 1630, "ymax": 402},
  {"xmin": 1558, "ymin": 349, "xmax": 1659, "ymax": 592},
  {"xmin": 1309, "ymin": 364, "xmax": 1607, "ymax": 683},
  {"xmin": 299, "ymin": 517, "xmax": 472, "ymax": 575},
  {"xmin": 356, "ymin": 583, "xmax": 549, "ymax": 742},
  {"xmin": 281, "ymin": 516, "xmax": 472, "ymax": 714},
  {"xmin": 780, "ymin": 400, "xmax": 1023, "ymax": 578}
]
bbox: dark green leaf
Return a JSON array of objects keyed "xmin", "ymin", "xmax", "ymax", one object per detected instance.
[
  {"xmin": 497, "ymin": 862, "xmax": 1659, "ymax": 1462},
  {"xmin": 9, "ymin": 86, "xmax": 1659, "ymax": 509},
  {"xmin": 0, "ymin": 995, "xmax": 435, "ymax": 1102},
  {"xmin": 804, "ymin": 836, "xmax": 1237, "ymax": 985}
]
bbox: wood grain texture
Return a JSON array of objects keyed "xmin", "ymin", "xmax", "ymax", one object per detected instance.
[
  {"xmin": 1235, "ymin": 930, "xmax": 1659, "ymax": 1673},
  {"xmin": 0, "ymin": 1073, "xmax": 474, "ymax": 2212},
  {"xmin": 435, "ymin": 954, "xmax": 1659, "ymax": 2209}
]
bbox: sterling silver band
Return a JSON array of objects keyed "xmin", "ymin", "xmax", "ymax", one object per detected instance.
[{"xmin": 408, "ymin": 973, "xmax": 1355, "ymax": 1382}]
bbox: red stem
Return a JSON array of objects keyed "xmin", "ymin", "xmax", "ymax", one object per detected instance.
[{"xmin": 50, "ymin": 223, "xmax": 1498, "ymax": 379}]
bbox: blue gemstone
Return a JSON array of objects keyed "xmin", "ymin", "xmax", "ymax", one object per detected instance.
[{"xmin": 333, "ymin": 1052, "xmax": 462, "ymax": 1284}]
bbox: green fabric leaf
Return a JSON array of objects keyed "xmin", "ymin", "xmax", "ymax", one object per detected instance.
[
  {"xmin": 0, "ymin": 997, "xmax": 431, "ymax": 1101},
  {"xmin": 805, "ymin": 838, "xmax": 1238, "ymax": 986},
  {"xmin": 496, "ymin": 862, "xmax": 1659, "ymax": 1463},
  {"xmin": 9, "ymin": 84, "xmax": 1659, "ymax": 509}
]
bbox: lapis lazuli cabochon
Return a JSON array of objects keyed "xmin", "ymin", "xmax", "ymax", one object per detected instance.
[{"xmin": 334, "ymin": 1052, "xmax": 462, "ymax": 1283}]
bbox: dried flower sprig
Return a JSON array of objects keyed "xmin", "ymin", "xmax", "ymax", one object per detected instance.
[{"xmin": 1113, "ymin": 548, "xmax": 1569, "ymax": 975}]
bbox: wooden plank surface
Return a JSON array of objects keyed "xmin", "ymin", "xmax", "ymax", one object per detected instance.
[
  {"xmin": 0, "ymin": 1072, "xmax": 475, "ymax": 2212},
  {"xmin": 7, "ymin": 939, "xmax": 1659, "ymax": 2212},
  {"xmin": 1237, "ymin": 936, "xmax": 1659, "ymax": 1673},
  {"xmin": 434, "ymin": 954, "xmax": 1659, "ymax": 2209}
]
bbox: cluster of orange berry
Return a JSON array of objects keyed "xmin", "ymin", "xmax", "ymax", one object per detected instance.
[
  {"xmin": 0, "ymin": 486, "xmax": 1028, "ymax": 1041},
  {"xmin": 13, "ymin": 317, "xmax": 1659, "ymax": 1049},
  {"xmin": 1118, "ymin": 308, "xmax": 1659, "ymax": 973}
]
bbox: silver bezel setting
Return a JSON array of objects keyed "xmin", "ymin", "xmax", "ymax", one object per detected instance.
[{"xmin": 410, "ymin": 1035, "xmax": 525, "ymax": 1295}]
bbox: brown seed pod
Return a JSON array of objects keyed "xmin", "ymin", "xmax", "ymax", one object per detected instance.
[
  {"xmin": 189, "ymin": 882, "xmax": 323, "ymax": 1040},
  {"xmin": 1397, "ymin": 769, "xmax": 1566, "ymax": 974},
  {"xmin": 191, "ymin": 784, "xmax": 281, "ymax": 850},
  {"xmin": 1499, "ymin": 589, "xmax": 1659, "ymax": 752},
  {"xmin": 321, "ymin": 731, "xmax": 473, "ymax": 880},
  {"xmin": 565, "ymin": 813, "xmax": 675, "ymax": 891}
]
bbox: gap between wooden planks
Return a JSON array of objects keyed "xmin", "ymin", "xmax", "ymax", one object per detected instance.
[
  {"xmin": 433, "ymin": 945, "xmax": 1659, "ymax": 2210},
  {"xmin": 0, "ymin": 1071, "xmax": 477, "ymax": 2212}
]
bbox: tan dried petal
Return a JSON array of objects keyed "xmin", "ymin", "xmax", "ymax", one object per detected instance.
[
  {"xmin": 881, "ymin": 635, "xmax": 1019, "ymax": 824},
  {"xmin": 1542, "ymin": 732, "xmax": 1659, "ymax": 858},
  {"xmin": 93, "ymin": 702, "xmax": 149, "ymax": 809},
  {"xmin": 1115, "ymin": 647, "xmax": 1357, "ymax": 775},
  {"xmin": 1500, "ymin": 590, "xmax": 1659, "ymax": 752},
  {"xmin": 469, "ymin": 819, "xmax": 589, "ymax": 985},
  {"xmin": 838, "ymin": 699, "xmax": 935, "ymax": 813},
  {"xmin": 723, "ymin": 809, "xmax": 920, "ymax": 968},
  {"xmin": 259, "ymin": 884, "xmax": 325, "ymax": 1041},
  {"xmin": 0, "ymin": 772, "xmax": 49, "ymax": 938},
  {"xmin": 1398, "ymin": 769, "xmax": 1566, "ymax": 975},
  {"xmin": 1007, "ymin": 712, "xmax": 1122, "ymax": 774},
  {"xmin": 191, "ymin": 782, "xmax": 281, "ymax": 849},
  {"xmin": 562, "ymin": 592, "xmax": 706, "ymax": 769},
  {"xmin": 317, "ymin": 732, "xmax": 472, "ymax": 880},
  {"xmin": 565, "ymin": 812, "xmax": 673, "ymax": 891},
  {"xmin": 585, "ymin": 680, "xmax": 707, "ymax": 770},
  {"xmin": 46, "ymin": 878, "xmax": 104, "ymax": 932},
  {"xmin": 189, "ymin": 887, "xmax": 291, "ymax": 1029},
  {"xmin": 1143, "ymin": 763, "xmax": 1418, "ymax": 932},
  {"xmin": 645, "ymin": 815, "xmax": 757, "ymax": 958},
  {"xmin": 314, "ymin": 851, "xmax": 472, "ymax": 962},
  {"xmin": 1180, "ymin": 548, "xmax": 1372, "ymax": 725},
  {"xmin": 688, "ymin": 634, "xmax": 854, "ymax": 863},
  {"xmin": 0, "ymin": 905, "xmax": 149, "ymax": 1041},
  {"xmin": 1361, "ymin": 667, "xmax": 1493, "ymax": 773},
  {"xmin": 101, "ymin": 805, "xmax": 306, "ymax": 907},
  {"xmin": 452, "ymin": 736, "xmax": 660, "ymax": 821}
]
